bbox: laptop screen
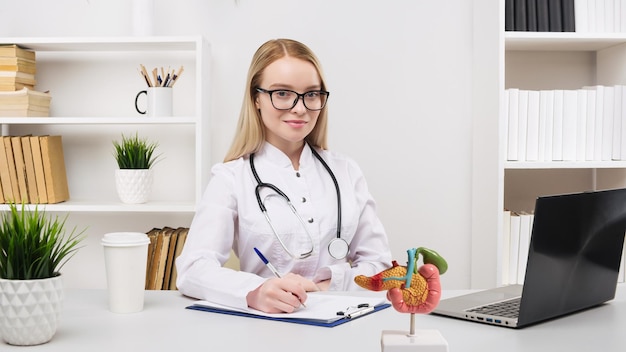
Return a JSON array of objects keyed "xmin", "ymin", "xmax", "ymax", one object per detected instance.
[{"xmin": 518, "ymin": 188, "xmax": 626, "ymax": 326}]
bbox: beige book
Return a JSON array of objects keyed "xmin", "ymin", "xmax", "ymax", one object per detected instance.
[
  {"xmin": 0, "ymin": 137, "xmax": 14, "ymax": 202},
  {"xmin": 20, "ymin": 136, "xmax": 38, "ymax": 204},
  {"xmin": 10, "ymin": 136, "xmax": 29, "ymax": 203},
  {"xmin": 145, "ymin": 228, "xmax": 160, "ymax": 290},
  {"xmin": 40, "ymin": 135, "xmax": 69, "ymax": 203},
  {"xmin": 153, "ymin": 227, "xmax": 174, "ymax": 290},
  {"xmin": 168, "ymin": 227, "xmax": 189, "ymax": 290},
  {"xmin": 0, "ymin": 88, "xmax": 51, "ymax": 106},
  {"xmin": 0, "ymin": 44, "xmax": 36, "ymax": 61},
  {"xmin": 0, "ymin": 109, "xmax": 49, "ymax": 117},
  {"xmin": 3, "ymin": 137, "xmax": 21, "ymax": 202},
  {"xmin": 162, "ymin": 227, "xmax": 183, "ymax": 290},
  {"xmin": 29, "ymin": 136, "xmax": 47, "ymax": 203}
]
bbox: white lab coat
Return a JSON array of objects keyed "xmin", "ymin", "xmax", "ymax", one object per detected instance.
[{"xmin": 176, "ymin": 142, "xmax": 392, "ymax": 309}]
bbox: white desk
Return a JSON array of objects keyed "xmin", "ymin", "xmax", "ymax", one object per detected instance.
[{"xmin": 2, "ymin": 286, "xmax": 625, "ymax": 351}]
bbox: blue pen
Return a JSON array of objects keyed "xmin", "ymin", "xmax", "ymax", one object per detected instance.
[{"xmin": 253, "ymin": 247, "xmax": 306, "ymax": 308}]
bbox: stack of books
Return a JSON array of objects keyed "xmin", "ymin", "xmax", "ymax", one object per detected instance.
[
  {"xmin": 0, "ymin": 44, "xmax": 36, "ymax": 91},
  {"xmin": 0, "ymin": 88, "xmax": 51, "ymax": 117},
  {"xmin": 0, "ymin": 135, "xmax": 69, "ymax": 204},
  {"xmin": 145, "ymin": 227, "xmax": 189, "ymax": 290},
  {"xmin": 0, "ymin": 44, "xmax": 51, "ymax": 117}
]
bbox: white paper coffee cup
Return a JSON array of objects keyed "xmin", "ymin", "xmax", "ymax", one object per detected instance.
[{"xmin": 102, "ymin": 232, "xmax": 150, "ymax": 313}]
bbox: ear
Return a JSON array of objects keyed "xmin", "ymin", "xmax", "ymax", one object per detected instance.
[{"xmin": 255, "ymin": 97, "xmax": 260, "ymax": 109}]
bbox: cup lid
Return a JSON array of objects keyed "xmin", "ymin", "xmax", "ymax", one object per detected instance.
[{"xmin": 101, "ymin": 232, "xmax": 150, "ymax": 247}]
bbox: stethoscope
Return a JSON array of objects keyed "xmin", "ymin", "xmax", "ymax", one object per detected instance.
[{"xmin": 250, "ymin": 144, "xmax": 349, "ymax": 260}]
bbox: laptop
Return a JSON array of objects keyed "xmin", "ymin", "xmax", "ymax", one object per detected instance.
[{"xmin": 432, "ymin": 188, "xmax": 626, "ymax": 328}]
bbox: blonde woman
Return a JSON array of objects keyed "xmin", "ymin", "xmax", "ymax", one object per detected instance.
[{"xmin": 176, "ymin": 39, "xmax": 392, "ymax": 313}]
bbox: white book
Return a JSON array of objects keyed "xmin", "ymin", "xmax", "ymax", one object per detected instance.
[
  {"xmin": 552, "ymin": 90, "xmax": 564, "ymax": 161},
  {"xmin": 562, "ymin": 90, "xmax": 578, "ymax": 161},
  {"xmin": 596, "ymin": 0, "xmax": 605, "ymax": 32},
  {"xmin": 592, "ymin": 86, "xmax": 604, "ymax": 160},
  {"xmin": 605, "ymin": 0, "xmax": 615, "ymax": 32},
  {"xmin": 575, "ymin": 0, "xmax": 589, "ymax": 32},
  {"xmin": 622, "ymin": 0, "xmax": 626, "ymax": 32},
  {"xmin": 621, "ymin": 86, "xmax": 626, "ymax": 160},
  {"xmin": 587, "ymin": 0, "xmax": 596, "ymax": 32},
  {"xmin": 526, "ymin": 90, "xmax": 540, "ymax": 161},
  {"xmin": 517, "ymin": 90, "xmax": 529, "ymax": 162},
  {"xmin": 544, "ymin": 90, "xmax": 555, "ymax": 161},
  {"xmin": 602, "ymin": 86, "xmax": 614, "ymax": 160},
  {"xmin": 585, "ymin": 89, "xmax": 596, "ymax": 160},
  {"xmin": 615, "ymin": 0, "xmax": 622, "ymax": 33},
  {"xmin": 509, "ymin": 213, "xmax": 521, "ymax": 285},
  {"xmin": 517, "ymin": 213, "xmax": 533, "ymax": 285},
  {"xmin": 501, "ymin": 210, "xmax": 512, "ymax": 285},
  {"xmin": 612, "ymin": 85, "xmax": 622, "ymax": 160},
  {"xmin": 507, "ymin": 88, "xmax": 520, "ymax": 161},
  {"xmin": 538, "ymin": 90, "xmax": 550, "ymax": 161},
  {"xmin": 576, "ymin": 89, "xmax": 588, "ymax": 161}
]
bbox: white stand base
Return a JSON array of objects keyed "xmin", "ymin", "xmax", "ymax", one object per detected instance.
[{"xmin": 381, "ymin": 330, "xmax": 449, "ymax": 352}]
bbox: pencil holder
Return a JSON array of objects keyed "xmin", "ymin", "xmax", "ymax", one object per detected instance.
[{"xmin": 135, "ymin": 87, "xmax": 172, "ymax": 117}]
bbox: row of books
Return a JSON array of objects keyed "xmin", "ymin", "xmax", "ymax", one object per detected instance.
[
  {"xmin": 0, "ymin": 44, "xmax": 36, "ymax": 91},
  {"xmin": 0, "ymin": 135, "xmax": 69, "ymax": 204},
  {"xmin": 574, "ymin": 0, "xmax": 626, "ymax": 33},
  {"xmin": 145, "ymin": 226, "xmax": 189, "ymax": 290},
  {"xmin": 501, "ymin": 211, "xmax": 626, "ymax": 285},
  {"xmin": 505, "ymin": 0, "xmax": 576, "ymax": 32},
  {"xmin": 505, "ymin": 86, "xmax": 626, "ymax": 163}
]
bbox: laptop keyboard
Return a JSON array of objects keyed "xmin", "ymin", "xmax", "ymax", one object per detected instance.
[{"xmin": 466, "ymin": 297, "xmax": 521, "ymax": 318}]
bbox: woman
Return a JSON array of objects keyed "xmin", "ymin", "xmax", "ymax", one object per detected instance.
[{"xmin": 176, "ymin": 38, "xmax": 392, "ymax": 313}]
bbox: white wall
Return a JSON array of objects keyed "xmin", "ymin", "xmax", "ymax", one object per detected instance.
[{"xmin": 0, "ymin": 0, "xmax": 475, "ymax": 289}]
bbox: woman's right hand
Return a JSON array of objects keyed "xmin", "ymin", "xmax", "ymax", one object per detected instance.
[{"xmin": 246, "ymin": 273, "xmax": 318, "ymax": 313}]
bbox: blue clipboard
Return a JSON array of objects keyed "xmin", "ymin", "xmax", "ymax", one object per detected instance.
[{"xmin": 186, "ymin": 303, "xmax": 391, "ymax": 328}]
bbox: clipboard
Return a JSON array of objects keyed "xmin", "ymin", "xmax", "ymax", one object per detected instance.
[{"xmin": 186, "ymin": 292, "xmax": 391, "ymax": 327}]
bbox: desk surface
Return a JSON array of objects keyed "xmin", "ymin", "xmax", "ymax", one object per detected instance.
[{"xmin": 2, "ymin": 285, "xmax": 625, "ymax": 351}]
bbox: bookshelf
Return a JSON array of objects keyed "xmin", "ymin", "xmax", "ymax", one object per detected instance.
[{"xmin": 0, "ymin": 36, "xmax": 210, "ymax": 213}]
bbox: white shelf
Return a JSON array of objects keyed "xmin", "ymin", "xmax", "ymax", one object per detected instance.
[
  {"xmin": 505, "ymin": 161, "xmax": 626, "ymax": 169},
  {"xmin": 0, "ymin": 36, "xmax": 210, "ymax": 213},
  {"xmin": 505, "ymin": 32, "xmax": 626, "ymax": 51}
]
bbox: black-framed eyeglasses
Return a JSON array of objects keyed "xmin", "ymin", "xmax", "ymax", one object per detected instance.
[{"xmin": 256, "ymin": 88, "xmax": 330, "ymax": 111}]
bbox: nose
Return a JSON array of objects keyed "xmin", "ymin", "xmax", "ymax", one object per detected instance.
[{"xmin": 291, "ymin": 96, "xmax": 307, "ymax": 114}]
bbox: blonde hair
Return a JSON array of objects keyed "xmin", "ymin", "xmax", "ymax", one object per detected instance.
[{"xmin": 224, "ymin": 39, "xmax": 329, "ymax": 162}]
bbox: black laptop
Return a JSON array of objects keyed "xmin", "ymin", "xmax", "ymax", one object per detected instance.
[{"xmin": 432, "ymin": 188, "xmax": 626, "ymax": 328}]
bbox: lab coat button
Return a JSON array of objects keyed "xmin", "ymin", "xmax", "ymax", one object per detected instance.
[
  {"xmin": 296, "ymin": 172, "xmax": 301, "ymax": 177},
  {"xmin": 307, "ymin": 218, "xmax": 314, "ymax": 223},
  {"xmin": 301, "ymin": 197, "xmax": 307, "ymax": 203}
]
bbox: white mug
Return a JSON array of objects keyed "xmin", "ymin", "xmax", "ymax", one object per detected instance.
[{"xmin": 135, "ymin": 87, "xmax": 173, "ymax": 117}]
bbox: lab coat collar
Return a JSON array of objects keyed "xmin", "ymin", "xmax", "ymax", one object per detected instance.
[{"xmin": 258, "ymin": 142, "xmax": 314, "ymax": 169}]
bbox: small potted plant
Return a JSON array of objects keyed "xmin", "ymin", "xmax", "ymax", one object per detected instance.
[
  {"xmin": 112, "ymin": 132, "xmax": 161, "ymax": 204},
  {"xmin": 0, "ymin": 203, "xmax": 85, "ymax": 346}
]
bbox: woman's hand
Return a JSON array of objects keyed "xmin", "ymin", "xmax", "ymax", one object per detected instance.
[{"xmin": 246, "ymin": 273, "xmax": 318, "ymax": 313}]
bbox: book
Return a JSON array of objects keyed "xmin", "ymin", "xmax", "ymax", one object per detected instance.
[
  {"xmin": 584, "ymin": 89, "xmax": 596, "ymax": 161},
  {"xmin": 525, "ymin": 90, "xmax": 540, "ymax": 161},
  {"xmin": 0, "ymin": 71, "xmax": 36, "ymax": 86},
  {"xmin": 0, "ymin": 137, "xmax": 15, "ymax": 202},
  {"xmin": 187, "ymin": 292, "xmax": 391, "ymax": 328},
  {"xmin": 147, "ymin": 227, "xmax": 173, "ymax": 290},
  {"xmin": 612, "ymin": 85, "xmax": 622, "ymax": 160},
  {"xmin": 552, "ymin": 89, "xmax": 564, "ymax": 161},
  {"xmin": 39, "ymin": 135, "xmax": 69, "ymax": 204},
  {"xmin": 3, "ymin": 137, "xmax": 21, "ymax": 202},
  {"xmin": 20, "ymin": 136, "xmax": 38, "ymax": 204},
  {"xmin": 501, "ymin": 210, "xmax": 512, "ymax": 285},
  {"xmin": 514, "ymin": 0, "xmax": 528, "ymax": 31},
  {"xmin": 526, "ymin": 0, "xmax": 538, "ymax": 31},
  {"xmin": 0, "ymin": 109, "xmax": 49, "ymax": 117},
  {"xmin": 517, "ymin": 89, "xmax": 529, "ymax": 161},
  {"xmin": 542, "ymin": 90, "xmax": 554, "ymax": 161},
  {"xmin": 145, "ymin": 228, "xmax": 161, "ymax": 290},
  {"xmin": 561, "ymin": 0, "xmax": 576, "ymax": 32},
  {"xmin": 602, "ymin": 86, "xmax": 615, "ymax": 161},
  {"xmin": 10, "ymin": 136, "xmax": 29, "ymax": 203},
  {"xmin": 0, "ymin": 82, "xmax": 35, "ymax": 92},
  {"xmin": 505, "ymin": 0, "xmax": 515, "ymax": 31},
  {"xmin": 561, "ymin": 89, "xmax": 577, "ymax": 161},
  {"xmin": 169, "ymin": 227, "xmax": 189, "ymax": 290},
  {"xmin": 0, "ymin": 57, "xmax": 36, "ymax": 75},
  {"xmin": 536, "ymin": 0, "xmax": 550, "ymax": 31},
  {"xmin": 548, "ymin": 0, "xmax": 563, "ymax": 32},
  {"xmin": 574, "ymin": 0, "xmax": 588, "ymax": 33},
  {"xmin": 0, "ymin": 88, "xmax": 51, "ymax": 106},
  {"xmin": 29, "ymin": 136, "xmax": 48, "ymax": 203},
  {"xmin": 508, "ymin": 213, "xmax": 521, "ymax": 285},
  {"xmin": 0, "ymin": 44, "xmax": 36, "ymax": 61},
  {"xmin": 162, "ymin": 227, "xmax": 181, "ymax": 290},
  {"xmin": 507, "ymin": 89, "xmax": 520, "ymax": 161},
  {"xmin": 517, "ymin": 213, "xmax": 533, "ymax": 284}
]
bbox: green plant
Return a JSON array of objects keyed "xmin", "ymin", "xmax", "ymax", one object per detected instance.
[
  {"xmin": 112, "ymin": 132, "xmax": 161, "ymax": 169},
  {"xmin": 0, "ymin": 203, "xmax": 85, "ymax": 280}
]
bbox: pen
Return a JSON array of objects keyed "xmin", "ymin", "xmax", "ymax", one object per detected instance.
[{"xmin": 253, "ymin": 247, "xmax": 306, "ymax": 308}]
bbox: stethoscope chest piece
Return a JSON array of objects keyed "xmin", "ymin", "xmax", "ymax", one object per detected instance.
[{"xmin": 328, "ymin": 238, "xmax": 349, "ymax": 260}]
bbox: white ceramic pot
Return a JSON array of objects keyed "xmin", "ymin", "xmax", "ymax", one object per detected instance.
[
  {"xmin": 0, "ymin": 275, "xmax": 64, "ymax": 346},
  {"xmin": 115, "ymin": 169, "xmax": 153, "ymax": 204}
]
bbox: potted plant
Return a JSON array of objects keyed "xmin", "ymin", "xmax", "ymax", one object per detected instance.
[
  {"xmin": 112, "ymin": 132, "xmax": 161, "ymax": 204},
  {"xmin": 0, "ymin": 203, "xmax": 85, "ymax": 346}
]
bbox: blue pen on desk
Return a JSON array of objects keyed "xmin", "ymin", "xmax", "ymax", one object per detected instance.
[{"xmin": 253, "ymin": 247, "xmax": 306, "ymax": 308}]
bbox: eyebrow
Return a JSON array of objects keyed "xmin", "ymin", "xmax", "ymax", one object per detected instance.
[{"xmin": 266, "ymin": 83, "xmax": 322, "ymax": 91}]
